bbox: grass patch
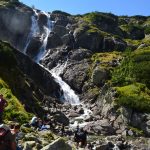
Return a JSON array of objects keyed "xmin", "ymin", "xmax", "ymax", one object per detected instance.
[
  {"xmin": 115, "ymin": 83, "xmax": 150, "ymax": 112},
  {"xmin": 0, "ymin": 78, "xmax": 32, "ymax": 124}
]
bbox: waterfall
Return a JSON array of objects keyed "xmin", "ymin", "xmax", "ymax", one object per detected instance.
[
  {"xmin": 24, "ymin": 9, "xmax": 80, "ymax": 105},
  {"xmin": 50, "ymin": 62, "xmax": 80, "ymax": 105},
  {"xmin": 23, "ymin": 9, "xmax": 40, "ymax": 54},
  {"xmin": 35, "ymin": 12, "xmax": 53, "ymax": 63}
]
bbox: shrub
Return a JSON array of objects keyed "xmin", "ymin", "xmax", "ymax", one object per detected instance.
[
  {"xmin": 83, "ymin": 12, "xmax": 118, "ymax": 27},
  {"xmin": 116, "ymin": 83, "xmax": 150, "ymax": 112}
]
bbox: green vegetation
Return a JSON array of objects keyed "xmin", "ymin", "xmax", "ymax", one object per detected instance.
[
  {"xmin": 83, "ymin": 12, "xmax": 118, "ymax": 27},
  {"xmin": 112, "ymin": 47, "xmax": 150, "ymax": 112},
  {"xmin": 128, "ymin": 126, "xmax": 144, "ymax": 136},
  {"xmin": 52, "ymin": 10, "xmax": 71, "ymax": 16},
  {"xmin": 91, "ymin": 51, "xmax": 121, "ymax": 68},
  {"xmin": 0, "ymin": 78, "xmax": 32, "ymax": 124},
  {"xmin": 0, "ymin": 0, "xmax": 19, "ymax": 8},
  {"xmin": 116, "ymin": 83, "xmax": 150, "ymax": 112}
]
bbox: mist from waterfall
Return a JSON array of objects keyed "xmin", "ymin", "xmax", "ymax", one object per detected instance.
[{"xmin": 23, "ymin": 9, "xmax": 40, "ymax": 54}]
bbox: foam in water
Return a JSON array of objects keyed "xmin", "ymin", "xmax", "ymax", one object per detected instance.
[
  {"xmin": 50, "ymin": 61, "xmax": 80, "ymax": 105},
  {"xmin": 23, "ymin": 9, "xmax": 40, "ymax": 54}
]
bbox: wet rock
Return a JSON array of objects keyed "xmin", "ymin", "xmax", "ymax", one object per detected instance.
[
  {"xmin": 38, "ymin": 12, "xmax": 48, "ymax": 32},
  {"xmin": 26, "ymin": 36, "xmax": 42, "ymax": 58}
]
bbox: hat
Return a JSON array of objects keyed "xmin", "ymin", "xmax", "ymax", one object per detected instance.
[{"xmin": 0, "ymin": 124, "xmax": 10, "ymax": 131}]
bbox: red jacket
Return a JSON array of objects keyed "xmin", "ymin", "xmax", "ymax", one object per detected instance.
[{"xmin": 0, "ymin": 98, "xmax": 7, "ymax": 112}]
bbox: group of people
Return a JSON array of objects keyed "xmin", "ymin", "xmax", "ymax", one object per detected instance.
[
  {"xmin": 29, "ymin": 114, "xmax": 52, "ymax": 131},
  {"xmin": 0, "ymin": 93, "xmax": 90, "ymax": 149}
]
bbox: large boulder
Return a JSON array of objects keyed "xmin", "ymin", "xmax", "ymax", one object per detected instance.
[
  {"xmin": 38, "ymin": 12, "xmax": 48, "ymax": 33},
  {"xmin": 46, "ymin": 32, "xmax": 63, "ymax": 49},
  {"xmin": 74, "ymin": 27, "xmax": 103, "ymax": 52},
  {"xmin": 26, "ymin": 36, "xmax": 42, "ymax": 58},
  {"xmin": 41, "ymin": 138, "xmax": 72, "ymax": 150},
  {"xmin": 53, "ymin": 25, "xmax": 69, "ymax": 37},
  {"xmin": 129, "ymin": 26, "xmax": 145, "ymax": 40},
  {"xmin": 61, "ymin": 33, "xmax": 76, "ymax": 49},
  {"xmin": 92, "ymin": 67, "xmax": 109, "ymax": 86},
  {"xmin": 63, "ymin": 60, "xmax": 90, "ymax": 92},
  {"xmin": 102, "ymin": 37, "xmax": 127, "ymax": 52},
  {"xmin": 53, "ymin": 111, "xmax": 69, "ymax": 126}
]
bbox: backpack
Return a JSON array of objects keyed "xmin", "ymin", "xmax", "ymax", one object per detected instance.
[{"xmin": 0, "ymin": 127, "xmax": 9, "ymax": 143}]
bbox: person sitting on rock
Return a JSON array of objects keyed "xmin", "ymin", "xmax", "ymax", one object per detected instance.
[
  {"xmin": 0, "ymin": 124, "xmax": 16, "ymax": 150},
  {"xmin": 40, "ymin": 122, "xmax": 50, "ymax": 131},
  {"xmin": 30, "ymin": 116, "xmax": 38, "ymax": 128}
]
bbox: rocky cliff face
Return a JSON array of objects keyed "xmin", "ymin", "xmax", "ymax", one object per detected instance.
[
  {"xmin": 0, "ymin": 0, "xmax": 150, "ymax": 138},
  {"xmin": 0, "ymin": 2, "xmax": 32, "ymax": 51},
  {"xmin": 13, "ymin": 48, "xmax": 60, "ymax": 95}
]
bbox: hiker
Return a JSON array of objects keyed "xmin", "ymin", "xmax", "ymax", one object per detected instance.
[
  {"xmin": 10, "ymin": 123, "xmax": 22, "ymax": 150},
  {"xmin": 74, "ymin": 125, "xmax": 80, "ymax": 148},
  {"xmin": 30, "ymin": 116, "xmax": 39, "ymax": 128},
  {"xmin": 74, "ymin": 127, "xmax": 88, "ymax": 148},
  {"xmin": 41, "ymin": 124, "xmax": 50, "ymax": 131},
  {"xmin": 0, "ymin": 94, "xmax": 8, "ymax": 123},
  {"xmin": 0, "ymin": 124, "xmax": 16, "ymax": 150},
  {"xmin": 59, "ymin": 124, "xmax": 65, "ymax": 136}
]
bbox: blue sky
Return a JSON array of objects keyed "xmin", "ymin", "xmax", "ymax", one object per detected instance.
[{"xmin": 21, "ymin": 0, "xmax": 150, "ymax": 16}]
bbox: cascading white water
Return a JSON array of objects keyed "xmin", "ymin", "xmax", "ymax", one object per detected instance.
[
  {"xmin": 23, "ymin": 9, "xmax": 40, "ymax": 54},
  {"xmin": 50, "ymin": 62, "xmax": 80, "ymax": 105},
  {"xmin": 35, "ymin": 12, "xmax": 53, "ymax": 63}
]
